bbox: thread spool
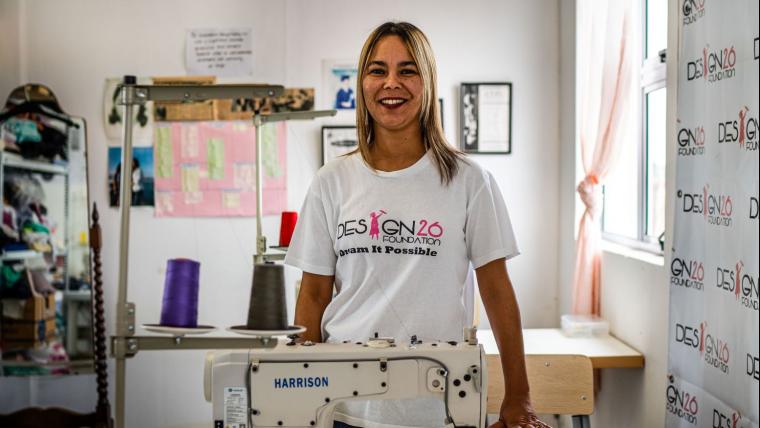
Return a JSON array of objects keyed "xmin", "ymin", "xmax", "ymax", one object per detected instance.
[
  {"xmin": 246, "ymin": 263, "xmax": 287, "ymax": 330},
  {"xmin": 279, "ymin": 211, "xmax": 298, "ymax": 247},
  {"xmin": 159, "ymin": 258, "xmax": 200, "ymax": 328}
]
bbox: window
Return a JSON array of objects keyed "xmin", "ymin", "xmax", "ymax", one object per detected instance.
[{"xmin": 601, "ymin": 0, "xmax": 667, "ymax": 253}]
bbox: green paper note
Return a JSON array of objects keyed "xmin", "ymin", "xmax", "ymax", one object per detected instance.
[
  {"xmin": 155, "ymin": 127, "xmax": 174, "ymax": 178},
  {"xmin": 207, "ymin": 137, "xmax": 225, "ymax": 180}
]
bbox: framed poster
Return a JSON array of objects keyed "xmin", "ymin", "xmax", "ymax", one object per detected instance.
[
  {"xmin": 460, "ymin": 82, "xmax": 512, "ymax": 154},
  {"xmin": 322, "ymin": 126, "xmax": 358, "ymax": 165},
  {"xmin": 322, "ymin": 60, "xmax": 358, "ymax": 110}
]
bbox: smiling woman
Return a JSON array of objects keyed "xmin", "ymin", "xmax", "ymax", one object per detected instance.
[
  {"xmin": 285, "ymin": 21, "xmax": 550, "ymax": 428},
  {"xmin": 354, "ymin": 22, "xmax": 460, "ymax": 183}
]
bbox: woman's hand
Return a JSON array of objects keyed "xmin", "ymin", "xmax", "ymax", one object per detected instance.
[{"xmin": 488, "ymin": 398, "xmax": 552, "ymax": 428}]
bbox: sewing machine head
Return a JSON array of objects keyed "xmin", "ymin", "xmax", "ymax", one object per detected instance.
[{"xmin": 205, "ymin": 334, "xmax": 487, "ymax": 428}]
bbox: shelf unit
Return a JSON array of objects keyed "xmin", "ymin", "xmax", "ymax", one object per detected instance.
[
  {"xmin": 0, "ymin": 138, "xmax": 87, "ymax": 374},
  {"xmin": 111, "ymin": 79, "xmax": 336, "ymax": 428}
]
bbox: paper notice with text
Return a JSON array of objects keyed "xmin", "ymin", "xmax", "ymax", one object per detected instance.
[{"xmin": 186, "ymin": 28, "xmax": 253, "ymax": 76}]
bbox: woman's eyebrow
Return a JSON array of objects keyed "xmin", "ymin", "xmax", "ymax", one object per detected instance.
[
  {"xmin": 398, "ymin": 61, "xmax": 417, "ymax": 68},
  {"xmin": 368, "ymin": 60, "xmax": 387, "ymax": 67}
]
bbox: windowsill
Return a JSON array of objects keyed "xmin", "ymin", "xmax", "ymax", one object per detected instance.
[{"xmin": 601, "ymin": 239, "xmax": 665, "ymax": 266}]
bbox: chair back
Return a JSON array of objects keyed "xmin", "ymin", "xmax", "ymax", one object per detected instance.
[{"xmin": 486, "ymin": 354, "xmax": 594, "ymax": 415}]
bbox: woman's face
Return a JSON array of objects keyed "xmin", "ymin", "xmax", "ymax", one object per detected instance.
[{"xmin": 362, "ymin": 35, "xmax": 423, "ymax": 134}]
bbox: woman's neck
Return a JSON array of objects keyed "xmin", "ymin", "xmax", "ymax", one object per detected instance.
[{"xmin": 370, "ymin": 125, "xmax": 426, "ymax": 172}]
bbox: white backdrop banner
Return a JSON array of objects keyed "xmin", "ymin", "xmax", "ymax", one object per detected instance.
[{"xmin": 667, "ymin": 0, "xmax": 759, "ymax": 427}]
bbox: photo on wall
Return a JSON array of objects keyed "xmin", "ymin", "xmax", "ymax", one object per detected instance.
[
  {"xmin": 322, "ymin": 60, "xmax": 358, "ymax": 110},
  {"xmin": 460, "ymin": 82, "xmax": 512, "ymax": 154},
  {"xmin": 322, "ymin": 126, "xmax": 358, "ymax": 165},
  {"xmin": 103, "ymin": 77, "xmax": 154, "ymax": 144},
  {"xmin": 108, "ymin": 147, "xmax": 155, "ymax": 207}
]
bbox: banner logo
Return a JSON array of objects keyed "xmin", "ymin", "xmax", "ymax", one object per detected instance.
[
  {"xmin": 682, "ymin": 0, "xmax": 706, "ymax": 25},
  {"xmin": 712, "ymin": 409, "xmax": 742, "ymax": 428},
  {"xmin": 718, "ymin": 107, "xmax": 758, "ymax": 151},
  {"xmin": 748, "ymin": 353, "xmax": 759, "ymax": 381},
  {"xmin": 671, "ymin": 257, "xmax": 705, "ymax": 290},
  {"xmin": 667, "ymin": 383, "xmax": 699, "ymax": 424},
  {"xmin": 675, "ymin": 322, "xmax": 730, "ymax": 374},
  {"xmin": 717, "ymin": 261, "xmax": 759, "ymax": 311},
  {"xmin": 678, "ymin": 121, "xmax": 706, "ymax": 156},
  {"xmin": 677, "ymin": 185, "xmax": 733, "ymax": 227},
  {"xmin": 687, "ymin": 45, "xmax": 737, "ymax": 82}
]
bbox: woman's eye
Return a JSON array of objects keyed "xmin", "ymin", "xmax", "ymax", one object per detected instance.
[
  {"xmin": 400, "ymin": 69, "xmax": 418, "ymax": 75},
  {"xmin": 368, "ymin": 68, "xmax": 384, "ymax": 75}
]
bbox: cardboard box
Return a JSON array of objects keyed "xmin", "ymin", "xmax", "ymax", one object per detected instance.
[
  {"xmin": 23, "ymin": 293, "xmax": 56, "ymax": 321},
  {"xmin": 152, "ymin": 76, "xmax": 216, "ymax": 121},
  {"xmin": 1, "ymin": 317, "xmax": 56, "ymax": 349},
  {"xmin": 214, "ymin": 87, "xmax": 315, "ymax": 120}
]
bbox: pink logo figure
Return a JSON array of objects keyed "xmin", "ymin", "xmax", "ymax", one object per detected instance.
[{"xmin": 369, "ymin": 210, "xmax": 387, "ymax": 240}]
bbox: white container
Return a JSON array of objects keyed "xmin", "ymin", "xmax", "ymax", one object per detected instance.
[{"xmin": 561, "ymin": 314, "xmax": 610, "ymax": 337}]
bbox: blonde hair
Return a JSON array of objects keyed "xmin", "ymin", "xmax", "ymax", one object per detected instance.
[{"xmin": 355, "ymin": 22, "xmax": 464, "ymax": 184}]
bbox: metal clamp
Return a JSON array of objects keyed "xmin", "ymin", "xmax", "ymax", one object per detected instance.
[
  {"xmin": 112, "ymin": 337, "xmax": 139, "ymax": 359},
  {"xmin": 117, "ymin": 302, "xmax": 136, "ymax": 337}
]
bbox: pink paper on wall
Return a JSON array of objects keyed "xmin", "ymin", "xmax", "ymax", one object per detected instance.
[{"xmin": 153, "ymin": 121, "xmax": 286, "ymax": 217}]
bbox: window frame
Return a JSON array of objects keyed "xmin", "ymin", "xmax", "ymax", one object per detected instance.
[{"xmin": 601, "ymin": 0, "xmax": 667, "ymax": 255}]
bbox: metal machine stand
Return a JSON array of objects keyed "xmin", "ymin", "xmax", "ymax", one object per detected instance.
[{"xmin": 112, "ymin": 76, "xmax": 336, "ymax": 428}]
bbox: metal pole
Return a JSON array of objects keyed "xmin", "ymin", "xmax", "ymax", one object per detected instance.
[
  {"xmin": 116, "ymin": 76, "xmax": 137, "ymax": 428},
  {"xmin": 254, "ymin": 114, "xmax": 266, "ymax": 261}
]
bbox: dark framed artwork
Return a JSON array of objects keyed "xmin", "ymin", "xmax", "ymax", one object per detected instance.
[
  {"xmin": 321, "ymin": 126, "xmax": 358, "ymax": 165},
  {"xmin": 460, "ymin": 82, "xmax": 512, "ymax": 154}
]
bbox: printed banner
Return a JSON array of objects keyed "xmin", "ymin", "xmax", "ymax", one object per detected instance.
[{"xmin": 667, "ymin": 0, "xmax": 759, "ymax": 427}]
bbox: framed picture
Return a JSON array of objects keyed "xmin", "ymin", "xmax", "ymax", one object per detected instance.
[
  {"xmin": 322, "ymin": 59, "xmax": 358, "ymax": 110},
  {"xmin": 322, "ymin": 126, "xmax": 358, "ymax": 165},
  {"xmin": 108, "ymin": 146, "xmax": 155, "ymax": 207},
  {"xmin": 460, "ymin": 82, "xmax": 512, "ymax": 154}
]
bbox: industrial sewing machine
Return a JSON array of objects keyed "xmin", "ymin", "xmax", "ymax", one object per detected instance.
[{"xmin": 204, "ymin": 331, "xmax": 487, "ymax": 428}]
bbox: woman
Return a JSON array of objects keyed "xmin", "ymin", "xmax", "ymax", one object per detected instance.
[{"xmin": 285, "ymin": 22, "xmax": 549, "ymax": 428}]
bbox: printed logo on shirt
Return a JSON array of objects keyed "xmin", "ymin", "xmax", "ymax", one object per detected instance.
[
  {"xmin": 682, "ymin": 0, "xmax": 705, "ymax": 25},
  {"xmin": 666, "ymin": 382, "xmax": 699, "ymax": 425},
  {"xmin": 676, "ymin": 185, "xmax": 733, "ymax": 227},
  {"xmin": 716, "ymin": 261, "xmax": 759, "ymax": 312},
  {"xmin": 336, "ymin": 209, "xmax": 445, "ymax": 258},
  {"xmin": 718, "ymin": 107, "xmax": 758, "ymax": 151},
  {"xmin": 687, "ymin": 45, "xmax": 737, "ymax": 83},
  {"xmin": 674, "ymin": 321, "xmax": 731, "ymax": 375}
]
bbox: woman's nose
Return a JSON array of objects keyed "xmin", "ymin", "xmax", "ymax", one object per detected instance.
[{"xmin": 382, "ymin": 73, "xmax": 401, "ymax": 89}]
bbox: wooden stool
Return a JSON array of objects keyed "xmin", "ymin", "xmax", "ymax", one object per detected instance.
[{"xmin": 487, "ymin": 354, "xmax": 594, "ymax": 428}]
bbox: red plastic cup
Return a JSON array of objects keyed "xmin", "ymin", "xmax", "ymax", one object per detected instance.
[{"xmin": 279, "ymin": 211, "xmax": 298, "ymax": 247}]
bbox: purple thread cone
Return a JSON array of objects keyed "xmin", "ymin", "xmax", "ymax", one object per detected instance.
[{"xmin": 160, "ymin": 259, "xmax": 200, "ymax": 328}]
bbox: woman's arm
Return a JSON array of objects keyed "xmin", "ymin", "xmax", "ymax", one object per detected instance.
[
  {"xmin": 475, "ymin": 258, "xmax": 549, "ymax": 428},
  {"xmin": 293, "ymin": 271, "xmax": 335, "ymax": 343}
]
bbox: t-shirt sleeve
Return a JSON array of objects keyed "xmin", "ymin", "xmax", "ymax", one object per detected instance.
[
  {"xmin": 465, "ymin": 172, "xmax": 520, "ymax": 268},
  {"xmin": 284, "ymin": 178, "xmax": 337, "ymax": 276}
]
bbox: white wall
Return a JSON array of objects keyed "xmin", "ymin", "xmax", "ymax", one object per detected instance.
[
  {"xmin": 1, "ymin": 0, "xmax": 562, "ymax": 426},
  {"xmin": 0, "ymin": 0, "xmax": 21, "ymax": 99}
]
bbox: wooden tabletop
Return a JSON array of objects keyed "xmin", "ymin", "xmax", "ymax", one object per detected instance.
[{"xmin": 477, "ymin": 328, "xmax": 645, "ymax": 369}]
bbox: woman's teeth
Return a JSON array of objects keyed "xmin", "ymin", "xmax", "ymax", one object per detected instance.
[{"xmin": 380, "ymin": 99, "xmax": 405, "ymax": 105}]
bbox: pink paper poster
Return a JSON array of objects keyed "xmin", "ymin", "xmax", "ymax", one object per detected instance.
[{"xmin": 153, "ymin": 121, "xmax": 286, "ymax": 217}]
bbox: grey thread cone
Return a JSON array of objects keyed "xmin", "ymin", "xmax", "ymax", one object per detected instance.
[{"xmin": 246, "ymin": 263, "xmax": 288, "ymax": 330}]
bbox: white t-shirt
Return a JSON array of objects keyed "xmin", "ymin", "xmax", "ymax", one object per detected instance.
[{"xmin": 285, "ymin": 151, "xmax": 519, "ymax": 428}]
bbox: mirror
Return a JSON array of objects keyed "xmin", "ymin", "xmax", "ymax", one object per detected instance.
[{"xmin": 0, "ymin": 84, "xmax": 93, "ymax": 377}]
